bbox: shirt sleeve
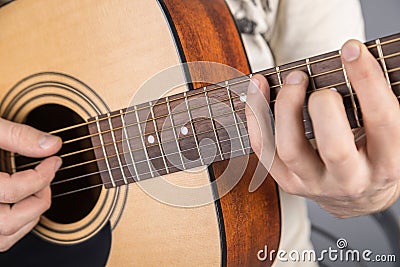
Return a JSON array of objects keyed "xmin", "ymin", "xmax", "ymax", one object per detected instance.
[{"xmin": 268, "ymin": 0, "xmax": 366, "ymax": 65}]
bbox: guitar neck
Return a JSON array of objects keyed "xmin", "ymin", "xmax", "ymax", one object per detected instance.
[{"xmin": 87, "ymin": 33, "xmax": 400, "ymax": 188}]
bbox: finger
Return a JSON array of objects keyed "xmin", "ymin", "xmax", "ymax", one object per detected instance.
[
  {"xmin": 0, "ymin": 186, "xmax": 50, "ymax": 237},
  {"xmin": 0, "ymin": 218, "xmax": 39, "ymax": 252},
  {"xmin": 341, "ymin": 40, "xmax": 400, "ymax": 163},
  {"xmin": 0, "ymin": 118, "xmax": 62, "ymax": 157},
  {"xmin": 275, "ymin": 71, "xmax": 324, "ymax": 181},
  {"xmin": 308, "ymin": 88, "xmax": 359, "ymax": 178},
  {"xmin": 245, "ymin": 74, "xmax": 308, "ymax": 195},
  {"xmin": 245, "ymin": 75, "xmax": 271, "ymax": 158},
  {"xmin": 0, "ymin": 157, "xmax": 61, "ymax": 204}
]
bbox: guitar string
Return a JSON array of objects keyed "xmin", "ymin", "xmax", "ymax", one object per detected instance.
[
  {"xmin": 9, "ymin": 40, "xmax": 400, "ymax": 189},
  {"xmin": 53, "ymin": 111, "xmax": 376, "ymax": 199},
  {"xmin": 14, "ymin": 72, "xmax": 365, "ymax": 169},
  {"xmin": 53, "ymin": 114, "xmax": 375, "ymax": 199},
  {"xmin": 51, "ymin": 144, "xmax": 253, "ymax": 199},
  {"xmin": 48, "ymin": 49, "xmax": 400, "ymax": 146},
  {"xmin": 24, "ymin": 113, "xmax": 252, "ymax": 172},
  {"xmin": 46, "ymin": 69, "xmax": 400, "ymax": 195},
  {"xmin": 44, "ymin": 37, "xmax": 400, "ymax": 136},
  {"xmin": 13, "ymin": 49, "xmax": 400, "ymax": 164},
  {"xmin": 16, "ymin": 101, "xmax": 252, "ymax": 169},
  {"xmin": 58, "ymin": 81, "xmax": 362, "ymax": 146},
  {"xmin": 11, "ymin": 44, "xmax": 400, "ymax": 158},
  {"xmin": 49, "ymin": 97, "xmax": 367, "ymax": 178},
  {"xmin": 16, "ymin": 84, "xmax": 378, "ymax": 172},
  {"xmin": 51, "ymin": 132, "xmax": 250, "ymax": 186},
  {"xmin": 36, "ymin": 95, "xmax": 367, "ymax": 190},
  {"xmin": 15, "ymin": 72, "xmax": 400, "ymax": 172},
  {"xmin": 17, "ymin": 38, "xmax": 400, "ymax": 198}
]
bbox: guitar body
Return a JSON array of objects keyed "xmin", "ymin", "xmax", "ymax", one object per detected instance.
[{"xmin": 0, "ymin": 1, "xmax": 280, "ymax": 266}]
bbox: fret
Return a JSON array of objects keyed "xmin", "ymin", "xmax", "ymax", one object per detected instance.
[
  {"xmin": 206, "ymin": 82, "xmax": 244, "ymax": 158},
  {"xmin": 150, "ymin": 101, "xmax": 170, "ymax": 174},
  {"xmin": 166, "ymin": 96, "xmax": 186, "ymax": 170},
  {"xmin": 107, "ymin": 113, "xmax": 127, "ymax": 184},
  {"xmin": 134, "ymin": 105, "xmax": 154, "ymax": 178},
  {"xmin": 120, "ymin": 110, "xmax": 139, "ymax": 181},
  {"xmin": 376, "ymin": 39, "xmax": 392, "ymax": 88},
  {"xmin": 276, "ymin": 66, "xmax": 283, "ymax": 89},
  {"xmin": 378, "ymin": 34, "xmax": 400, "ymax": 96},
  {"xmin": 309, "ymin": 51, "xmax": 344, "ymax": 88},
  {"xmin": 183, "ymin": 91, "xmax": 204, "ymax": 166},
  {"xmin": 96, "ymin": 117, "xmax": 116, "ymax": 187},
  {"xmin": 136, "ymin": 102, "xmax": 169, "ymax": 176},
  {"xmin": 339, "ymin": 50, "xmax": 361, "ymax": 128},
  {"xmin": 306, "ymin": 58, "xmax": 317, "ymax": 91},
  {"xmin": 204, "ymin": 87, "xmax": 224, "ymax": 160},
  {"xmin": 226, "ymin": 81, "xmax": 246, "ymax": 155}
]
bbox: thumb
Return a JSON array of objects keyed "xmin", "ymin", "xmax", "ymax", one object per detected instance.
[{"xmin": 0, "ymin": 118, "xmax": 62, "ymax": 157}]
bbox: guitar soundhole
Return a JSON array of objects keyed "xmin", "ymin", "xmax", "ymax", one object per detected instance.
[{"xmin": 16, "ymin": 104, "xmax": 102, "ymax": 224}]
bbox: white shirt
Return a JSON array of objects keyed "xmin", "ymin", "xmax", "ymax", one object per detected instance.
[{"xmin": 226, "ymin": 0, "xmax": 365, "ymax": 266}]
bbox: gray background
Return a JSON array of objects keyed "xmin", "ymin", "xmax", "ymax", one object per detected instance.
[{"xmin": 308, "ymin": 2, "xmax": 400, "ymax": 266}]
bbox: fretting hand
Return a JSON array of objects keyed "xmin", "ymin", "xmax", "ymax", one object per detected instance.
[
  {"xmin": 246, "ymin": 40, "xmax": 400, "ymax": 218},
  {"xmin": 0, "ymin": 118, "xmax": 61, "ymax": 251}
]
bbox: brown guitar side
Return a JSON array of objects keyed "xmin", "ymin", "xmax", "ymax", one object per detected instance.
[{"xmin": 160, "ymin": 1, "xmax": 281, "ymax": 266}]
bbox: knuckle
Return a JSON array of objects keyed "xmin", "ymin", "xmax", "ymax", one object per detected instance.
[
  {"xmin": 278, "ymin": 177, "xmax": 303, "ymax": 196},
  {"xmin": 341, "ymin": 187, "xmax": 366, "ymax": 199},
  {"xmin": 277, "ymin": 145, "xmax": 299, "ymax": 166},
  {"xmin": 307, "ymin": 186, "xmax": 324, "ymax": 198},
  {"xmin": 0, "ymin": 186, "xmax": 19, "ymax": 204},
  {"xmin": 367, "ymin": 109, "xmax": 398, "ymax": 127},
  {"xmin": 3, "ymin": 191, "xmax": 18, "ymax": 204},
  {"xmin": 319, "ymin": 145, "xmax": 353, "ymax": 164},
  {"xmin": 357, "ymin": 64, "xmax": 382, "ymax": 83},
  {"xmin": 375, "ymin": 161, "xmax": 400, "ymax": 183},
  {"xmin": 280, "ymin": 183, "xmax": 297, "ymax": 195},
  {"xmin": 9, "ymin": 123, "xmax": 25, "ymax": 148},
  {"xmin": 283, "ymin": 186, "xmax": 300, "ymax": 196},
  {"xmin": 336, "ymin": 181, "xmax": 369, "ymax": 199}
]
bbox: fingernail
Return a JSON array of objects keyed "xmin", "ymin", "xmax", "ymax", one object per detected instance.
[
  {"xmin": 330, "ymin": 87, "xmax": 338, "ymax": 92},
  {"xmin": 285, "ymin": 71, "xmax": 305, "ymax": 85},
  {"xmin": 39, "ymin": 135, "xmax": 59, "ymax": 150},
  {"xmin": 54, "ymin": 158, "xmax": 62, "ymax": 172},
  {"xmin": 342, "ymin": 42, "xmax": 361, "ymax": 62},
  {"xmin": 248, "ymin": 78, "xmax": 260, "ymax": 94}
]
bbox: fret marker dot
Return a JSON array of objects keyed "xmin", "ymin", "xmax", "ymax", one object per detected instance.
[
  {"xmin": 240, "ymin": 93, "xmax": 247, "ymax": 103},
  {"xmin": 148, "ymin": 135, "xmax": 155, "ymax": 144},
  {"xmin": 181, "ymin": 126, "xmax": 189, "ymax": 135}
]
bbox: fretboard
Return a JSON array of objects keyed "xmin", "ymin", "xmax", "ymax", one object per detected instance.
[{"xmin": 88, "ymin": 33, "xmax": 400, "ymax": 189}]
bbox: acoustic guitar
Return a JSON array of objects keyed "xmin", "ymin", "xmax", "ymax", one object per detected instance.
[{"xmin": 0, "ymin": 0, "xmax": 399, "ymax": 266}]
